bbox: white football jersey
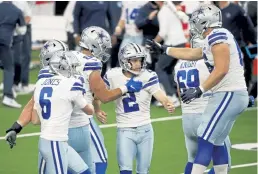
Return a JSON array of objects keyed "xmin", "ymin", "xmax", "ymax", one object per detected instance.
[
  {"xmin": 120, "ymin": 1, "xmax": 146, "ymax": 36},
  {"xmin": 37, "ymin": 67, "xmax": 51, "ymax": 80},
  {"xmin": 68, "ymin": 51, "xmax": 103, "ymax": 128},
  {"xmin": 174, "ymin": 60, "xmax": 212, "ymax": 114},
  {"xmin": 104, "ymin": 68, "xmax": 160, "ymax": 128},
  {"xmin": 34, "ymin": 75, "xmax": 87, "ymax": 141},
  {"xmin": 202, "ymin": 28, "xmax": 247, "ymax": 92}
]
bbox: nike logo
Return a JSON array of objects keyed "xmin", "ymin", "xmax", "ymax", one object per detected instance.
[{"xmin": 130, "ymin": 85, "xmax": 135, "ymax": 90}]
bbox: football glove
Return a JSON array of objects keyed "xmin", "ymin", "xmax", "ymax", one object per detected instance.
[
  {"xmin": 181, "ymin": 87, "xmax": 203, "ymax": 104},
  {"xmin": 146, "ymin": 39, "xmax": 168, "ymax": 55}
]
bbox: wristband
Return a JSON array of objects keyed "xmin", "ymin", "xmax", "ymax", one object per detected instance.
[
  {"xmin": 119, "ymin": 85, "xmax": 128, "ymax": 95},
  {"xmin": 165, "ymin": 47, "xmax": 170, "ymax": 55},
  {"xmin": 199, "ymin": 86, "xmax": 205, "ymax": 93}
]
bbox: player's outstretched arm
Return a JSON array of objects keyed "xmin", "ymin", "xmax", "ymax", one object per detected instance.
[
  {"xmin": 31, "ymin": 109, "xmax": 41, "ymax": 125},
  {"xmin": 18, "ymin": 97, "xmax": 35, "ymax": 127},
  {"xmin": 146, "ymin": 39, "xmax": 203, "ymax": 60},
  {"xmin": 89, "ymin": 71, "xmax": 142, "ymax": 103},
  {"xmin": 5, "ymin": 97, "xmax": 34, "ymax": 148},
  {"xmin": 82, "ymin": 104, "xmax": 94, "ymax": 115},
  {"xmin": 93, "ymin": 98, "xmax": 107, "ymax": 124},
  {"xmin": 6, "ymin": 97, "xmax": 34, "ymax": 134},
  {"xmin": 201, "ymin": 43, "xmax": 230, "ymax": 92},
  {"xmin": 153, "ymin": 90, "xmax": 175, "ymax": 113}
]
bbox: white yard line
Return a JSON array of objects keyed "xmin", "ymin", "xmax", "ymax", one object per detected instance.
[
  {"xmin": 0, "ymin": 115, "xmax": 183, "ymax": 140},
  {"xmin": 0, "ymin": 107, "xmax": 256, "ymax": 140},
  {"xmin": 179, "ymin": 162, "xmax": 258, "ymax": 174}
]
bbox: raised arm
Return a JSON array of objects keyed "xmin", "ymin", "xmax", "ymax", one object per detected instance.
[
  {"xmin": 166, "ymin": 47, "xmax": 203, "ymax": 61},
  {"xmin": 146, "ymin": 39, "xmax": 203, "ymax": 61}
]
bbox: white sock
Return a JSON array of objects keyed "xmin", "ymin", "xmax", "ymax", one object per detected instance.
[
  {"xmin": 191, "ymin": 164, "xmax": 207, "ymax": 174},
  {"xmin": 214, "ymin": 164, "xmax": 228, "ymax": 174}
]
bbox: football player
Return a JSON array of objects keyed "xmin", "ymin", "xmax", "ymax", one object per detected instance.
[
  {"xmin": 113, "ymin": 1, "xmax": 147, "ymax": 49},
  {"xmin": 174, "ymin": 30, "xmax": 231, "ymax": 174},
  {"xmin": 33, "ymin": 51, "xmax": 94, "ymax": 174},
  {"xmin": 146, "ymin": 4, "xmax": 249, "ymax": 174},
  {"xmin": 104, "ymin": 42, "xmax": 174, "ymax": 174},
  {"xmin": 6, "ymin": 27, "xmax": 143, "ymax": 174}
]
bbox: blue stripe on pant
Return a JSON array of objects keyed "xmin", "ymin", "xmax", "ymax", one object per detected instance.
[
  {"xmin": 51, "ymin": 141, "xmax": 64, "ymax": 174},
  {"xmin": 89, "ymin": 118, "xmax": 108, "ymax": 163},
  {"xmin": 201, "ymin": 92, "xmax": 234, "ymax": 141},
  {"xmin": 198, "ymin": 90, "xmax": 248, "ymax": 145},
  {"xmin": 39, "ymin": 138, "xmax": 88, "ymax": 174},
  {"xmin": 39, "ymin": 138, "xmax": 67, "ymax": 174},
  {"xmin": 39, "ymin": 154, "xmax": 46, "ymax": 174}
]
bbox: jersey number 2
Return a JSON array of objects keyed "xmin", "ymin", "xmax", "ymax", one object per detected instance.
[
  {"xmin": 39, "ymin": 87, "xmax": 53, "ymax": 120},
  {"xmin": 122, "ymin": 93, "xmax": 139, "ymax": 113}
]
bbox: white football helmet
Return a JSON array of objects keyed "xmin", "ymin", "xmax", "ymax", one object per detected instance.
[
  {"xmin": 49, "ymin": 51, "xmax": 80, "ymax": 78},
  {"xmin": 190, "ymin": 4, "xmax": 222, "ymax": 37},
  {"xmin": 79, "ymin": 26, "xmax": 112, "ymax": 63},
  {"xmin": 39, "ymin": 40, "xmax": 69, "ymax": 68},
  {"xmin": 118, "ymin": 43, "xmax": 147, "ymax": 75},
  {"xmin": 190, "ymin": 35, "xmax": 204, "ymax": 49}
]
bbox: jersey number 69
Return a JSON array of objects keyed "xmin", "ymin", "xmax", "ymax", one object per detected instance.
[{"xmin": 177, "ymin": 69, "xmax": 200, "ymax": 93}]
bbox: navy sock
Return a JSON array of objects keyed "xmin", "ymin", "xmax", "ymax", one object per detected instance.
[
  {"xmin": 184, "ymin": 162, "xmax": 193, "ymax": 174},
  {"xmin": 80, "ymin": 168, "xmax": 91, "ymax": 174},
  {"xmin": 208, "ymin": 167, "xmax": 215, "ymax": 174},
  {"xmin": 120, "ymin": 170, "xmax": 132, "ymax": 174}
]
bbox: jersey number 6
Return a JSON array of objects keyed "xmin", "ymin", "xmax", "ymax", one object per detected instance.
[{"xmin": 39, "ymin": 87, "xmax": 53, "ymax": 120}]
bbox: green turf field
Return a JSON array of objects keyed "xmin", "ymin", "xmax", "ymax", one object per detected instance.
[{"xmin": 0, "ymin": 51, "xmax": 257, "ymax": 174}]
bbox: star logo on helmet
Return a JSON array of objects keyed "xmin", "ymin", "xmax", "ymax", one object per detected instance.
[
  {"xmin": 98, "ymin": 31, "xmax": 106, "ymax": 42},
  {"xmin": 197, "ymin": 7, "xmax": 205, "ymax": 15},
  {"xmin": 44, "ymin": 44, "xmax": 49, "ymax": 49},
  {"xmin": 120, "ymin": 47, "xmax": 126, "ymax": 55}
]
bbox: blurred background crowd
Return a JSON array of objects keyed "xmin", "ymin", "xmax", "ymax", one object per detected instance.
[{"xmin": 0, "ymin": 1, "xmax": 257, "ymax": 108}]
